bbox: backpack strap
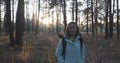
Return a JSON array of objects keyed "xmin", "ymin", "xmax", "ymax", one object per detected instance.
[
  {"xmin": 61, "ymin": 37, "xmax": 66, "ymax": 56},
  {"xmin": 79, "ymin": 37, "xmax": 83, "ymax": 52}
]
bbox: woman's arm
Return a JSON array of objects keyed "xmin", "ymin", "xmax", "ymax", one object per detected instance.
[
  {"xmin": 56, "ymin": 39, "xmax": 65, "ymax": 63},
  {"xmin": 81, "ymin": 42, "xmax": 86, "ymax": 63}
]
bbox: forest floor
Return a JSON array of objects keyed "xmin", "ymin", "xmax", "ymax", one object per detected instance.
[{"xmin": 0, "ymin": 32, "xmax": 120, "ymax": 63}]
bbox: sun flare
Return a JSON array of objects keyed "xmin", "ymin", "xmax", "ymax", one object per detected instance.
[{"xmin": 40, "ymin": 17, "xmax": 52, "ymax": 26}]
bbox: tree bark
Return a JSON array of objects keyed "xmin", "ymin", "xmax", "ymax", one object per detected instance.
[
  {"xmin": 105, "ymin": 0, "xmax": 109, "ymax": 39},
  {"xmin": 91, "ymin": 0, "xmax": 94, "ymax": 37},
  {"xmin": 0, "ymin": 1, "xmax": 1, "ymax": 34},
  {"xmin": 63, "ymin": 0, "xmax": 67, "ymax": 31},
  {"xmin": 117, "ymin": 0, "xmax": 119, "ymax": 39},
  {"xmin": 94, "ymin": 0, "xmax": 98, "ymax": 35},
  {"xmin": 15, "ymin": 0, "xmax": 25, "ymax": 46},
  {"xmin": 109, "ymin": 0, "xmax": 113, "ymax": 38},
  {"xmin": 72, "ymin": 0, "xmax": 75, "ymax": 22},
  {"xmin": 5, "ymin": 0, "xmax": 15, "ymax": 47},
  {"xmin": 75, "ymin": 0, "xmax": 78, "ymax": 24},
  {"xmin": 86, "ymin": 0, "xmax": 89, "ymax": 35}
]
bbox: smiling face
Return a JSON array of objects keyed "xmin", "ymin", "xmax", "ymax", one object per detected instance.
[
  {"xmin": 66, "ymin": 22, "xmax": 79, "ymax": 38},
  {"xmin": 67, "ymin": 23, "xmax": 77, "ymax": 37},
  {"xmin": 68, "ymin": 23, "xmax": 77, "ymax": 36}
]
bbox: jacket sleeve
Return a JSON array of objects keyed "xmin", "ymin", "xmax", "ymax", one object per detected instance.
[
  {"xmin": 81, "ymin": 42, "xmax": 86, "ymax": 63},
  {"xmin": 55, "ymin": 39, "xmax": 64, "ymax": 63}
]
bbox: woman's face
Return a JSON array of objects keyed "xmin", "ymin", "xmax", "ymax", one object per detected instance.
[{"xmin": 68, "ymin": 23, "xmax": 77, "ymax": 36}]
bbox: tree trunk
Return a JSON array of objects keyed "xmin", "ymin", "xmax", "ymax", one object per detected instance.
[
  {"xmin": 86, "ymin": 0, "xmax": 89, "ymax": 35},
  {"xmin": 72, "ymin": 0, "xmax": 75, "ymax": 22},
  {"xmin": 105, "ymin": 0, "xmax": 109, "ymax": 39},
  {"xmin": 94, "ymin": 0, "xmax": 98, "ymax": 35},
  {"xmin": 109, "ymin": 0, "xmax": 113, "ymax": 38},
  {"xmin": 12, "ymin": 0, "xmax": 14, "ymax": 28},
  {"xmin": 117, "ymin": 0, "xmax": 119, "ymax": 39},
  {"xmin": 35, "ymin": 0, "xmax": 40, "ymax": 35},
  {"xmin": 63, "ymin": 0, "xmax": 67, "ymax": 32},
  {"xmin": 75, "ymin": 0, "xmax": 78, "ymax": 24},
  {"xmin": 100, "ymin": 17, "xmax": 103, "ymax": 33},
  {"xmin": 56, "ymin": 5, "xmax": 60, "ymax": 33},
  {"xmin": 0, "ymin": 2, "xmax": 1, "ymax": 34},
  {"xmin": 91, "ymin": 0, "xmax": 94, "ymax": 37},
  {"xmin": 25, "ymin": 1, "xmax": 28, "ymax": 32},
  {"xmin": 38, "ymin": 0, "xmax": 40, "ymax": 33},
  {"xmin": 5, "ymin": 0, "xmax": 15, "ymax": 47},
  {"xmin": 15, "ymin": 0, "xmax": 25, "ymax": 46}
]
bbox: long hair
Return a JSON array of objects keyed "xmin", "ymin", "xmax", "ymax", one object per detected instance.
[{"xmin": 65, "ymin": 22, "xmax": 79, "ymax": 37}]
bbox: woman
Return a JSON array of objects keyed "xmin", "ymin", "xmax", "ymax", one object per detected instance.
[{"xmin": 56, "ymin": 22, "xmax": 86, "ymax": 63}]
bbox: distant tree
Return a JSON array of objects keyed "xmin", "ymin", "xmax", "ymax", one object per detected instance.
[
  {"xmin": 49, "ymin": 0, "xmax": 67, "ymax": 32},
  {"xmin": 0, "ymin": 1, "xmax": 1, "ymax": 34},
  {"xmin": 72, "ymin": 0, "xmax": 75, "ymax": 22},
  {"xmin": 56, "ymin": 5, "xmax": 59, "ymax": 33},
  {"xmin": 109, "ymin": 0, "xmax": 113, "ymax": 38},
  {"xmin": 35, "ymin": 0, "xmax": 40, "ymax": 35},
  {"xmin": 51, "ymin": 11, "xmax": 54, "ymax": 33},
  {"xmin": 63, "ymin": 0, "xmax": 67, "ymax": 31},
  {"xmin": 83, "ymin": 0, "xmax": 91, "ymax": 35},
  {"xmin": 12, "ymin": 0, "xmax": 14, "ymax": 25},
  {"xmin": 116, "ymin": 0, "xmax": 119, "ymax": 39},
  {"xmin": 25, "ymin": 1, "xmax": 29, "ymax": 32},
  {"xmin": 15, "ymin": 0, "xmax": 25, "ymax": 46},
  {"xmin": 91, "ymin": 0, "xmax": 94, "ymax": 37},
  {"xmin": 94, "ymin": 0, "xmax": 98, "ymax": 35},
  {"xmin": 75, "ymin": 0, "xmax": 78, "ymax": 24},
  {"xmin": 86, "ymin": 0, "xmax": 89, "ymax": 35},
  {"xmin": 105, "ymin": 0, "xmax": 109, "ymax": 39}
]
